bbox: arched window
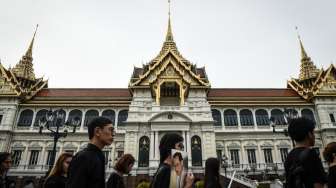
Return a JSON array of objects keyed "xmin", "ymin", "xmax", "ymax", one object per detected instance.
[
  {"xmin": 17, "ymin": 109, "xmax": 34, "ymax": 127},
  {"xmin": 224, "ymin": 109, "xmax": 238, "ymax": 126},
  {"xmin": 67, "ymin": 109, "xmax": 82, "ymax": 127},
  {"xmin": 117, "ymin": 110, "xmax": 128, "ymax": 126},
  {"xmin": 301, "ymin": 109, "xmax": 315, "ymax": 123},
  {"xmin": 270, "ymin": 109, "xmax": 286, "ymax": 125},
  {"xmin": 256, "ymin": 109, "xmax": 269, "ymax": 126},
  {"xmin": 102, "ymin": 110, "xmax": 115, "ymax": 126},
  {"xmin": 84, "ymin": 110, "xmax": 99, "ymax": 127},
  {"xmin": 211, "ymin": 109, "xmax": 222, "ymax": 127},
  {"xmin": 191, "ymin": 136, "xmax": 202, "ymax": 166},
  {"xmin": 240, "ymin": 109, "xmax": 254, "ymax": 126},
  {"xmin": 138, "ymin": 136, "xmax": 150, "ymax": 167},
  {"xmin": 34, "ymin": 109, "xmax": 48, "ymax": 126},
  {"xmin": 53, "ymin": 109, "xmax": 66, "ymax": 126}
]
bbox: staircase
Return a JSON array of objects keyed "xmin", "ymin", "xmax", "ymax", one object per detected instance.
[{"xmin": 220, "ymin": 171, "xmax": 258, "ymax": 188}]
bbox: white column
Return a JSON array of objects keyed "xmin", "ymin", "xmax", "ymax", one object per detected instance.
[
  {"xmin": 253, "ymin": 108, "xmax": 257, "ymax": 130},
  {"xmin": 115, "ymin": 110, "xmax": 119, "ymax": 130},
  {"xmin": 240, "ymin": 141, "xmax": 245, "ymax": 169},
  {"xmin": 30, "ymin": 109, "xmax": 36, "ymax": 130},
  {"xmin": 237, "ymin": 109, "xmax": 241, "ymax": 130},
  {"xmin": 186, "ymin": 131, "xmax": 191, "ymax": 166},
  {"xmin": 155, "ymin": 131, "xmax": 159, "ymax": 160},
  {"xmin": 150, "ymin": 131, "xmax": 154, "ymax": 159},
  {"xmin": 80, "ymin": 109, "xmax": 86, "ymax": 131}
]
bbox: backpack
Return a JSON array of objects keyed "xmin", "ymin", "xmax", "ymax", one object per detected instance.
[{"xmin": 285, "ymin": 148, "xmax": 310, "ymax": 188}]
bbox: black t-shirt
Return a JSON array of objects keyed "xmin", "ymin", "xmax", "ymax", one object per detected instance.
[
  {"xmin": 328, "ymin": 165, "xmax": 336, "ymax": 188},
  {"xmin": 106, "ymin": 171, "xmax": 125, "ymax": 188},
  {"xmin": 44, "ymin": 175, "xmax": 67, "ymax": 188},
  {"xmin": 151, "ymin": 163, "xmax": 171, "ymax": 188},
  {"xmin": 284, "ymin": 147, "xmax": 327, "ymax": 188}
]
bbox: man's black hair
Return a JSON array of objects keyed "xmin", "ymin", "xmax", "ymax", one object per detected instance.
[
  {"xmin": 288, "ymin": 117, "xmax": 315, "ymax": 142},
  {"xmin": 88, "ymin": 116, "xmax": 113, "ymax": 139},
  {"xmin": 159, "ymin": 133, "xmax": 183, "ymax": 164}
]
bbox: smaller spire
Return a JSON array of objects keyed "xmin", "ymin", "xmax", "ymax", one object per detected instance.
[
  {"xmin": 295, "ymin": 27, "xmax": 320, "ymax": 81},
  {"xmin": 25, "ymin": 24, "xmax": 38, "ymax": 58},
  {"xmin": 165, "ymin": 0, "xmax": 174, "ymax": 42},
  {"xmin": 12, "ymin": 25, "xmax": 38, "ymax": 81},
  {"xmin": 296, "ymin": 26, "xmax": 308, "ymax": 59}
]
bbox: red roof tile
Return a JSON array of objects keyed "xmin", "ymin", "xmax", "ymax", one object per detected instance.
[
  {"xmin": 208, "ymin": 88, "xmax": 299, "ymax": 97},
  {"xmin": 35, "ymin": 88, "xmax": 299, "ymax": 98},
  {"xmin": 36, "ymin": 88, "xmax": 131, "ymax": 97}
]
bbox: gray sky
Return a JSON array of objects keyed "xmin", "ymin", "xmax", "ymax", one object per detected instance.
[{"xmin": 0, "ymin": 0, "xmax": 335, "ymax": 88}]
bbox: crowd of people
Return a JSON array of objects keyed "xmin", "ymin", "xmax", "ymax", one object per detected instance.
[{"xmin": 0, "ymin": 116, "xmax": 335, "ymax": 188}]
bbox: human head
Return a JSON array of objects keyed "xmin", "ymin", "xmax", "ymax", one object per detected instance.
[
  {"xmin": 204, "ymin": 157, "xmax": 220, "ymax": 186},
  {"xmin": 288, "ymin": 117, "xmax": 315, "ymax": 145},
  {"xmin": 48, "ymin": 152, "xmax": 73, "ymax": 177},
  {"xmin": 159, "ymin": 133, "xmax": 184, "ymax": 164},
  {"xmin": 88, "ymin": 116, "xmax": 114, "ymax": 146},
  {"xmin": 323, "ymin": 142, "xmax": 336, "ymax": 164},
  {"xmin": 0, "ymin": 152, "xmax": 11, "ymax": 174},
  {"xmin": 173, "ymin": 152, "xmax": 183, "ymax": 164},
  {"xmin": 114, "ymin": 154, "xmax": 135, "ymax": 174}
]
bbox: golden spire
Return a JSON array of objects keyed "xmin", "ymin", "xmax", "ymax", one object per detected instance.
[
  {"xmin": 296, "ymin": 27, "xmax": 319, "ymax": 81},
  {"xmin": 296, "ymin": 27, "xmax": 308, "ymax": 60},
  {"xmin": 12, "ymin": 25, "xmax": 38, "ymax": 80},
  {"xmin": 165, "ymin": 0, "xmax": 174, "ymax": 42},
  {"xmin": 25, "ymin": 24, "xmax": 38, "ymax": 58}
]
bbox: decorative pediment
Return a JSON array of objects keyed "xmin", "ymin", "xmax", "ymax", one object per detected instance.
[
  {"xmin": 130, "ymin": 51, "xmax": 209, "ymax": 88},
  {"xmin": 227, "ymin": 142, "xmax": 240, "ymax": 148},
  {"xmin": 260, "ymin": 141, "xmax": 273, "ymax": 148},
  {"xmin": 288, "ymin": 64, "xmax": 336, "ymax": 100},
  {"xmin": 129, "ymin": 18, "xmax": 210, "ymax": 106},
  {"xmin": 0, "ymin": 63, "xmax": 47, "ymax": 100},
  {"xmin": 149, "ymin": 111, "xmax": 192, "ymax": 122}
]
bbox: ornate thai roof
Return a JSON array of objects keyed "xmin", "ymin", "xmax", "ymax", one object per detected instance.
[
  {"xmin": 129, "ymin": 17, "xmax": 210, "ymax": 90},
  {"xmin": 287, "ymin": 36, "xmax": 336, "ymax": 100},
  {"xmin": 0, "ymin": 26, "xmax": 48, "ymax": 100}
]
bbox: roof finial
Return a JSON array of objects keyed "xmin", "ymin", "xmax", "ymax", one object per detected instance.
[
  {"xmin": 296, "ymin": 26, "xmax": 308, "ymax": 59},
  {"xmin": 26, "ymin": 24, "xmax": 38, "ymax": 57},
  {"xmin": 165, "ymin": 0, "xmax": 174, "ymax": 42}
]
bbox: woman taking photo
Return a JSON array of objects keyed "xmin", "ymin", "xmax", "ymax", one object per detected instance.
[
  {"xmin": 44, "ymin": 152, "xmax": 73, "ymax": 188},
  {"xmin": 204, "ymin": 158, "xmax": 222, "ymax": 188},
  {"xmin": 323, "ymin": 142, "xmax": 336, "ymax": 188},
  {"xmin": 107, "ymin": 154, "xmax": 135, "ymax": 188}
]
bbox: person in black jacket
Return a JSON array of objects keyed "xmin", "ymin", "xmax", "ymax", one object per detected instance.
[
  {"xmin": 323, "ymin": 142, "xmax": 336, "ymax": 188},
  {"xmin": 204, "ymin": 158, "xmax": 222, "ymax": 188},
  {"xmin": 67, "ymin": 117, "xmax": 114, "ymax": 188},
  {"xmin": 151, "ymin": 133, "xmax": 194, "ymax": 188},
  {"xmin": 44, "ymin": 152, "xmax": 73, "ymax": 188},
  {"xmin": 107, "ymin": 153, "xmax": 135, "ymax": 188},
  {"xmin": 284, "ymin": 117, "xmax": 327, "ymax": 188},
  {"xmin": 0, "ymin": 152, "xmax": 15, "ymax": 188}
]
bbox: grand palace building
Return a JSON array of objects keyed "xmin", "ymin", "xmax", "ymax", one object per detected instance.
[{"xmin": 1, "ymin": 15, "xmax": 336, "ymax": 186}]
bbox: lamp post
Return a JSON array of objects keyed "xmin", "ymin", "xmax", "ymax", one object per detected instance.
[
  {"xmin": 270, "ymin": 108, "xmax": 298, "ymax": 147},
  {"xmin": 38, "ymin": 109, "xmax": 80, "ymax": 172},
  {"xmin": 221, "ymin": 154, "xmax": 229, "ymax": 177}
]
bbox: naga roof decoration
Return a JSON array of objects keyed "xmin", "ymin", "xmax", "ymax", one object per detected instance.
[
  {"xmin": 0, "ymin": 26, "xmax": 48, "ymax": 100},
  {"xmin": 287, "ymin": 36, "xmax": 336, "ymax": 100},
  {"xmin": 129, "ymin": 17, "xmax": 210, "ymax": 90}
]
